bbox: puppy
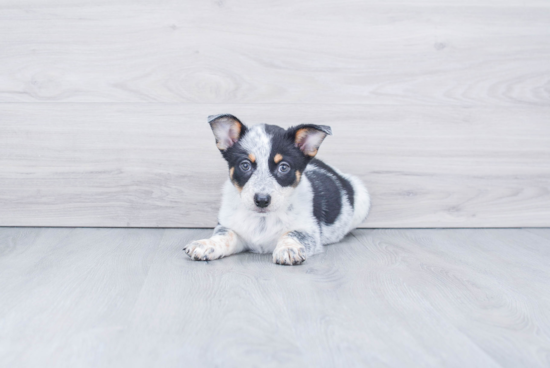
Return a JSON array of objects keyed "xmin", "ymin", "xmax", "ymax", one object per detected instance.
[{"xmin": 183, "ymin": 114, "xmax": 370, "ymax": 265}]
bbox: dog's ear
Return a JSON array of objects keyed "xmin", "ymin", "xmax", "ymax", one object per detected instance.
[
  {"xmin": 286, "ymin": 124, "xmax": 332, "ymax": 157},
  {"xmin": 208, "ymin": 114, "xmax": 247, "ymax": 150}
]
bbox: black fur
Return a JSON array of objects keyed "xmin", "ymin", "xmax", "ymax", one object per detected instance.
[
  {"xmin": 310, "ymin": 159, "xmax": 354, "ymax": 208},
  {"xmin": 222, "ymin": 141, "xmax": 256, "ymax": 188},
  {"xmin": 305, "ymin": 168, "xmax": 342, "ymax": 225},
  {"xmin": 265, "ymin": 124, "xmax": 311, "ymax": 187}
]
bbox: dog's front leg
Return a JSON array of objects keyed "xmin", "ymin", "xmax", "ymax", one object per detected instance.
[
  {"xmin": 183, "ymin": 225, "xmax": 244, "ymax": 261},
  {"xmin": 273, "ymin": 231, "xmax": 318, "ymax": 266}
]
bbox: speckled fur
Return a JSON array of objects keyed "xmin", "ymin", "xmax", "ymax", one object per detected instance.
[{"xmin": 183, "ymin": 115, "xmax": 370, "ymax": 265}]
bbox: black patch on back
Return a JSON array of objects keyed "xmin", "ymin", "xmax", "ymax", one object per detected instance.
[
  {"xmin": 310, "ymin": 159, "xmax": 354, "ymax": 208},
  {"xmin": 305, "ymin": 169, "xmax": 342, "ymax": 225},
  {"xmin": 265, "ymin": 124, "xmax": 311, "ymax": 187}
]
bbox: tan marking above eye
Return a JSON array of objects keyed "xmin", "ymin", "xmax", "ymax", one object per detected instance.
[
  {"xmin": 248, "ymin": 153, "xmax": 256, "ymax": 163},
  {"xmin": 274, "ymin": 153, "xmax": 283, "ymax": 163}
]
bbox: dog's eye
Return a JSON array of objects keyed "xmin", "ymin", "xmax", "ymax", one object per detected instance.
[
  {"xmin": 240, "ymin": 160, "xmax": 251, "ymax": 172},
  {"xmin": 278, "ymin": 162, "xmax": 290, "ymax": 173}
]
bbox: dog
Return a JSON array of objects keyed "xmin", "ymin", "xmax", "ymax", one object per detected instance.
[{"xmin": 183, "ymin": 114, "xmax": 370, "ymax": 265}]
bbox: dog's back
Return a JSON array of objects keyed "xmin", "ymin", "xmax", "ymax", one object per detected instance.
[{"xmin": 304, "ymin": 158, "xmax": 370, "ymax": 245}]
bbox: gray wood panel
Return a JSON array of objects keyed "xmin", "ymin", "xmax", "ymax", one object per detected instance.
[
  {"xmin": 1, "ymin": 227, "xmax": 550, "ymax": 367},
  {"xmin": 1, "ymin": 104, "xmax": 549, "ymax": 228},
  {"xmin": 0, "ymin": 2, "xmax": 548, "ymax": 105},
  {"xmin": 1, "ymin": 0, "xmax": 549, "ymax": 227}
]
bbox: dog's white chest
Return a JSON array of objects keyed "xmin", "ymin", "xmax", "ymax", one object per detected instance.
[
  {"xmin": 217, "ymin": 179, "xmax": 319, "ymax": 253},
  {"xmin": 223, "ymin": 209, "xmax": 290, "ymax": 253}
]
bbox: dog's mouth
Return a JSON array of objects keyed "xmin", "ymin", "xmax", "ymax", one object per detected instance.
[{"xmin": 253, "ymin": 208, "xmax": 270, "ymax": 214}]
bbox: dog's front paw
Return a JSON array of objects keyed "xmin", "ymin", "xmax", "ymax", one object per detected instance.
[
  {"xmin": 183, "ymin": 239, "xmax": 225, "ymax": 261},
  {"xmin": 273, "ymin": 238, "xmax": 306, "ymax": 266}
]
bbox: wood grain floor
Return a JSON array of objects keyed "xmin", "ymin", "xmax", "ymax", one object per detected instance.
[
  {"xmin": 1, "ymin": 227, "xmax": 549, "ymax": 367},
  {"xmin": 0, "ymin": 0, "xmax": 549, "ymax": 227}
]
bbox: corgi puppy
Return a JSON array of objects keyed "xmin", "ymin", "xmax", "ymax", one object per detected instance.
[{"xmin": 183, "ymin": 114, "xmax": 370, "ymax": 265}]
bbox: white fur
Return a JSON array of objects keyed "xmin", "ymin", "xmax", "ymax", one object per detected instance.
[{"xmin": 218, "ymin": 174, "xmax": 321, "ymax": 255}]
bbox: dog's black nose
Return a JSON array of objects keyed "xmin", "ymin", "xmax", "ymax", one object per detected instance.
[{"xmin": 254, "ymin": 193, "xmax": 271, "ymax": 208}]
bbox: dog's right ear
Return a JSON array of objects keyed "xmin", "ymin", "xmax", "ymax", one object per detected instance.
[{"xmin": 208, "ymin": 114, "xmax": 247, "ymax": 151}]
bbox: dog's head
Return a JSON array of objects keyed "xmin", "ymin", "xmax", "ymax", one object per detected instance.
[{"xmin": 208, "ymin": 114, "xmax": 332, "ymax": 214}]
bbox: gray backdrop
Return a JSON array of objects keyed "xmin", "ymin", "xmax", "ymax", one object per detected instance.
[{"xmin": 1, "ymin": 0, "xmax": 549, "ymax": 227}]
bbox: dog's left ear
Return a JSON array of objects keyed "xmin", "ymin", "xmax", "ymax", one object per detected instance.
[
  {"xmin": 208, "ymin": 114, "xmax": 248, "ymax": 151},
  {"xmin": 287, "ymin": 124, "xmax": 332, "ymax": 157}
]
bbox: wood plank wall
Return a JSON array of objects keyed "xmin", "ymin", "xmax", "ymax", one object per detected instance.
[{"xmin": 0, "ymin": 0, "xmax": 549, "ymax": 227}]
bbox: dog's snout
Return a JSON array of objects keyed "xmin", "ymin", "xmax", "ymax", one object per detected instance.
[{"xmin": 254, "ymin": 193, "xmax": 271, "ymax": 208}]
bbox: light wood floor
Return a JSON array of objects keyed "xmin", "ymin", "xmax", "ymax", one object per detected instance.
[{"xmin": 1, "ymin": 228, "xmax": 549, "ymax": 367}]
